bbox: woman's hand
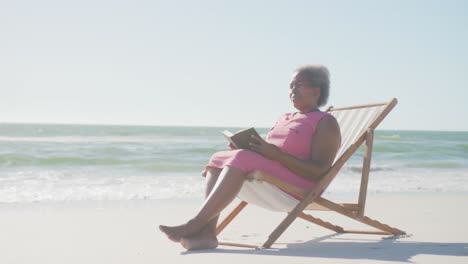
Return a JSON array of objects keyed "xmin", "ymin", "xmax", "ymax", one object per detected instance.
[
  {"xmin": 249, "ymin": 134, "xmax": 282, "ymax": 160},
  {"xmin": 228, "ymin": 142, "xmax": 237, "ymax": 150}
]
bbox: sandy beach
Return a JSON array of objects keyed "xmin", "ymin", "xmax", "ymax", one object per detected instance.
[
  {"xmin": 1, "ymin": 193, "xmax": 467, "ymax": 264},
  {"xmin": 2, "ymin": 0, "xmax": 468, "ymax": 263}
]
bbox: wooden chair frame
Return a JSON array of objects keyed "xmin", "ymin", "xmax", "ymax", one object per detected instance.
[{"xmin": 215, "ymin": 98, "xmax": 406, "ymax": 249}]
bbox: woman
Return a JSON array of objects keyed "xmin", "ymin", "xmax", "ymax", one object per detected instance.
[{"xmin": 159, "ymin": 65, "xmax": 341, "ymax": 250}]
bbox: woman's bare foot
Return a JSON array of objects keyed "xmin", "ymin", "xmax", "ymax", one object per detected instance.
[
  {"xmin": 180, "ymin": 230, "xmax": 218, "ymax": 251},
  {"xmin": 159, "ymin": 221, "xmax": 200, "ymax": 243}
]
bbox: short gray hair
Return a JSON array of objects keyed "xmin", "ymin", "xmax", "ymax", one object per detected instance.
[{"xmin": 295, "ymin": 65, "xmax": 330, "ymax": 107}]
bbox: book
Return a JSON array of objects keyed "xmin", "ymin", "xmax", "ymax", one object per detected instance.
[{"xmin": 222, "ymin": 127, "xmax": 261, "ymax": 150}]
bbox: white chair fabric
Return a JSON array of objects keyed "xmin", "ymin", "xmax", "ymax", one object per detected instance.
[{"xmin": 237, "ymin": 105, "xmax": 386, "ymax": 212}]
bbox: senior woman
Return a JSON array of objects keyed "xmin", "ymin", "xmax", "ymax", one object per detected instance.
[{"xmin": 160, "ymin": 65, "xmax": 341, "ymax": 250}]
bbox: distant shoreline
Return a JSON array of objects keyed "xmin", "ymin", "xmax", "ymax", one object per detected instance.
[{"xmin": 1, "ymin": 122, "xmax": 467, "ymax": 133}]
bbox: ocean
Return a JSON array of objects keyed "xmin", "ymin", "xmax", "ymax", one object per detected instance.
[{"xmin": 1, "ymin": 123, "xmax": 467, "ymax": 203}]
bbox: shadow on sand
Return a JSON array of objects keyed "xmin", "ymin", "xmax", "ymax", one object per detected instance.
[{"xmin": 181, "ymin": 234, "xmax": 468, "ymax": 262}]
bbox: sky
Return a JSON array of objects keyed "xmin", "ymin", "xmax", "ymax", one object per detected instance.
[{"xmin": 1, "ymin": 0, "xmax": 467, "ymax": 131}]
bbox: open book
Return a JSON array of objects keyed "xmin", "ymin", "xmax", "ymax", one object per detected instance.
[{"xmin": 222, "ymin": 127, "xmax": 261, "ymax": 150}]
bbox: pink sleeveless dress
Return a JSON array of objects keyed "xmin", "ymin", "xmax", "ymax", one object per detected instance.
[{"xmin": 203, "ymin": 111, "xmax": 329, "ymax": 191}]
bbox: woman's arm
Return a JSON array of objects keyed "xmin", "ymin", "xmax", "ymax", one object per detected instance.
[{"xmin": 249, "ymin": 115, "xmax": 341, "ymax": 181}]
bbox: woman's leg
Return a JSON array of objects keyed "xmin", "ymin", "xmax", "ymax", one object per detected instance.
[
  {"xmin": 196, "ymin": 167, "xmax": 223, "ymax": 236},
  {"xmin": 159, "ymin": 166, "xmax": 246, "ymax": 243},
  {"xmin": 179, "ymin": 167, "xmax": 222, "ymax": 250}
]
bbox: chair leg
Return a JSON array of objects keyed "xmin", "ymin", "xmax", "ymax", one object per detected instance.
[
  {"xmin": 261, "ymin": 210, "xmax": 300, "ymax": 248},
  {"xmin": 356, "ymin": 215, "xmax": 406, "ymax": 236},
  {"xmin": 299, "ymin": 213, "xmax": 344, "ymax": 233},
  {"xmin": 316, "ymin": 197, "xmax": 406, "ymax": 236},
  {"xmin": 216, "ymin": 200, "xmax": 248, "ymax": 235}
]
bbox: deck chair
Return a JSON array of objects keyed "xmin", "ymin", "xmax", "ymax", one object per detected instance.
[{"xmin": 215, "ymin": 98, "xmax": 406, "ymax": 249}]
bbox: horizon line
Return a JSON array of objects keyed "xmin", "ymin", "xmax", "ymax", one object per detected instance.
[{"xmin": 1, "ymin": 121, "xmax": 467, "ymax": 133}]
